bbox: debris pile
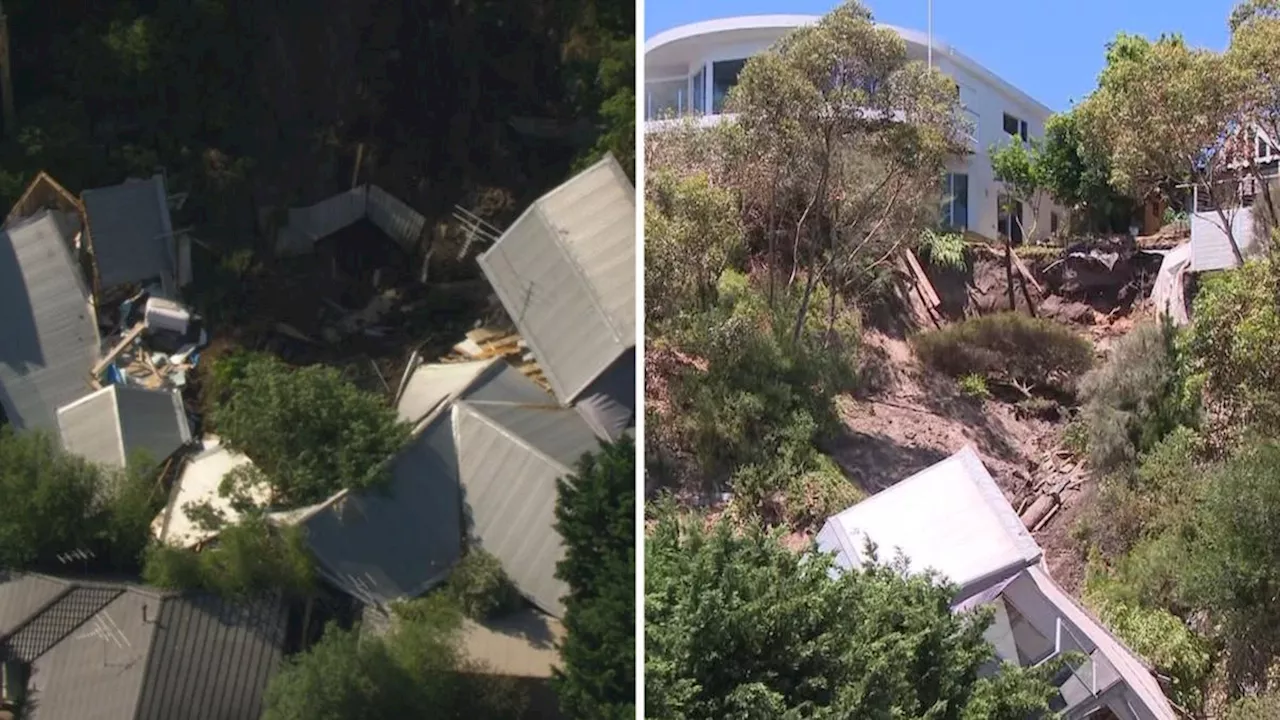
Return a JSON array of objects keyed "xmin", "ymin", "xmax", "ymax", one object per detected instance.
[
  {"xmin": 94, "ymin": 293, "xmax": 208, "ymax": 393},
  {"xmin": 442, "ymin": 327, "xmax": 548, "ymax": 390},
  {"xmin": 1014, "ymin": 445, "xmax": 1088, "ymax": 533}
]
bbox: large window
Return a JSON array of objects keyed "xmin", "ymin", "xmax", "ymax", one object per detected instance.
[
  {"xmin": 691, "ymin": 66, "xmax": 706, "ymax": 115},
  {"xmin": 1002, "ymin": 112, "xmax": 1028, "ymax": 142},
  {"xmin": 997, "ymin": 193, "xmax": 1025, "ymax": 245},
  {"xmin": 941, "ymin": 173, "xmax": 969, "ymax": 230},
  {"xmin": 712, "ymin": 59, "xmax": 747, "ymax": 113},
  {"xmin": 646, "ymin": 79, "xmax": 689, "ymax": 121}
]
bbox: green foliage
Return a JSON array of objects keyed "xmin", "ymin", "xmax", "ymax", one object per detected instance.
[
  {"xmin": 1079, "ymin": 320, "xmax": 1197, "ymax": 473},
  {"xmin": 645, "ymin": 511, "xmax": 1062, "ymax": 718},
  {"xmin": 1184, "ymin": 259, "xmax": 1280, "ymax": 432},
  {"xmin": 645, "ymin": 171, "xmax": 743, "ymax": 325},
  {"xmin": 990, "ymin": 137, "xmax": 1048, "ymax": 240},
  {"xmin": 553, "ymin": 439, "xmax": 636, "ymax": 720},
  {"xmin": 911, "ymin": 312, "xmax": 1093, "ymax": 393},
  {"xmin": 1226, "ymin": 692, "xmax": 1280, "ymax": 719},
  {"xmin": 1176, "ymin": 440, "xmax": 1280, "ymax": 689},
  {"xmin": 919, "ymin": 228, "xmax": 966, "ymax": 270},
  {"xmin": 958, "ymin": 373, "xmax": 991, "ymax": 400},
  {"xmin": 1076, "ymin": 426, "xmax": 1201, "ymax": 560},
  {"xmin": 444, "ymin": 548, "xmax": 522, "ymax": 621},
  {"xmin": 667, "ymin": 275, "xmax": 858, "ymax": 524},
  {"xmin": 1039, "ymin": 109, "xmax": 1135, "ymax": 233},
  {"xmin": 142, "ymin": 517, "xmax": 315, "ymax": 598},
  {"xmin": 1083, "ymin": 567, "xmax": 1212, "ymax": 712},
  {"xmin": 0, "ymin": 428, "xmax": 163, "ymax": 572},
  {"xmin": 210, "ymin": 354, "xmax": 410, "ymax": 507},
  {"xmin": 0, "ymin": 428, "xmax": 104, "ymax": 569},
  {"xmin": 264, "ymin": 595, "xmax": 528, "ymax": 720}
]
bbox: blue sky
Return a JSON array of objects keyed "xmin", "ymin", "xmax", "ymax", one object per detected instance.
[{"xmin": 644, "ymin": 0, "xmax": 1241, "ymax": 111}]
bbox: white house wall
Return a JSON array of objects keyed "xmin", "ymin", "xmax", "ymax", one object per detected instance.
[
  {"xmin": 645, "ymin": 17, "xmax": 1065, "ymax": 243},
  {"xmin": 1190, "ymin": 207, "xmax": 1257, "ymax": 272}
]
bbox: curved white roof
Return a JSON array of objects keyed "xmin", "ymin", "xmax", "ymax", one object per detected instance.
[{"xmin": 645, "ymin": 14, "xmax": 1053, "ymax": 115}]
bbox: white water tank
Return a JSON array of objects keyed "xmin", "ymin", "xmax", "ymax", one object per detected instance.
[{"xmin": 145, "ymin": 297, "xmax": 191, "ymax": 334}]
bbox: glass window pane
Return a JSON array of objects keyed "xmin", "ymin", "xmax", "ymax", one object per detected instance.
[
  {"xmin": 712, "ymin": 59, "xmax": 747, "ymax": 113},
  {"xmin": 691, "ymin": 67, "xmax": 706, "ymax": 115},
  {"xmin": 646, "ymin": 79, "xmax": 688, "ymax": 121},
  {"xmin": 954, "ymin": 174, "xmax": 968, "ymax": 230}
]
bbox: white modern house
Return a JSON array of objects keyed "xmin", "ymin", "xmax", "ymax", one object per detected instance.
[
  {"xmin": 644, "ymin": 15, "xmax": 1065, "ymax": 244},
  {"xmin": 818, "ymin": 446, "xmax": 1177, "ymax": 720}
]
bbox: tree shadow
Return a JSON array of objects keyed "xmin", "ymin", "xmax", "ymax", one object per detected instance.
[{"xmin": 825, "ymin": 430, "xmax": 949, "ymax": 496}]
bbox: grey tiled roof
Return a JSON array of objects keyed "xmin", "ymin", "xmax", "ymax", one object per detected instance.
[
  {"xmin": 0, "ymin": 209, "xmax": 100, "ymax": 430},
  {"xmin": 3, "ymin": 585, "xmax": 122, "ymax": 662},
  {"xmin": 0, "ymin": 573, "xmax": 287, "ymax": 720},
  {"xmin": 0, "ymin": 573, "xmax": 68, "ymax": 635},
  {"xmin": 82, "ymin": 175, "xmax": 177, "ymax": 291}
]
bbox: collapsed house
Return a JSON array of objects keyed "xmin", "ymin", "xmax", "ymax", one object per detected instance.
[
  {"xmin": 817, "ymin": 446, "xmax": 1176, "ymax": 720},
  {"xmin": 0, "ymin": 572, "xmax": 288, "ymax": 720},
  {"xmin": 0, "ymin": 172, "xmax": 199, "ymax": 470}
]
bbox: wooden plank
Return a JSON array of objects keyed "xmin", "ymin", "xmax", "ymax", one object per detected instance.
[
  {"xmin": 1011, "ymin": 250, "xmax": 1044, "ymax": 295},
  {"xmin": 465, "ymin": 327, "xmax": 506, "ymax": 344},
  {"xmin": 91, "ymin": 323, "xmax": 145, "ymax": 378},
  {"xmin": 902, "ymin": 249, "xmax": 942, "ymax": 309}
]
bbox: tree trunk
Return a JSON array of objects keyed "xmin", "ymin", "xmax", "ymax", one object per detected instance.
[{"xmin": 1005, "ymin": 239, "xmax": 1017, "ymax": 312}]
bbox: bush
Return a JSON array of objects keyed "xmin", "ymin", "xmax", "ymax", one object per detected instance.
[
  {"xmin": 667, "ymin": 275, "xmax": 858, "ymax": 522},
  {"xmin": 1079, "ymin": 320, "xmax": 1197, "ymax": 473},
  {"xmin": 1226, "ymin": 693, "xmax": 1280, "ymax": 720},
  {"xmin": 1083, "ymin": 565, "xmax": 1212, "ymax": 712},
  {"xmin": 911, "ymin": 312, "xmax": 1093, "ymax": 393},
  {"xmin": 444, "ymin": 548, "xmax": 522, "ymax": 621},
  {"xmin": 958, "ymin": 372, "xmax": 991, "ymax": 399},
  {"xmin": 645, "ymin": 511, "xmax": 1062, "ymax": 718},
  {"xmin": 1075, "ymin": 426, "xmax": 1201, "ymax": 560},
  {"xmin": 142, "ymin": 517, "xmax": 315, "ymax": 598},
  {"xmin": 1184, "ymin": 259, "xmax": 1280, "ymax": 434},
  {"xmin": 210, "ymin": 354, "xmax": 411, "ymax": 507}
]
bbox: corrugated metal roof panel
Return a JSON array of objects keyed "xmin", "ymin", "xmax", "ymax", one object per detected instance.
[
  {"xmin": 81, "ymin": 176, "xmax": 176, "ymax": 290},
  {"xmin": 0, "ymin": 210, "xmax": 99, "ymax": 431},
  {"xmin": 396, "ymin": 359, "xmax": 495, "ymax": 427},
  {"xmin": 304, "ymin": 415, "xmax": 463, "ymax": 604},
  {"xmin": 454, "ymin": 401, "xmax": 602, "ymax": 617},
  {"xmin": 0, "ymin": 573, "xmax": 69, "ymax": 635},
  {"xmin": 56, "ymin": 385, "xmax": 191, "ymax": 469},
  {"xmin": 573, "ymin": 348, "xmax": 636, "ymax": 441},
  {"xmin": 817, "ymin": 445, "xmax": 1041, "ymax": 597},
  {"xmin": 478, "ymin": 155, "xmax": 635, "ymax": 404},
  {"xmin": 536, "ymin": 155, "xmax": 635, "ymax": 344},
  {"xmin": 134, "ymin": 593, "xmax": 288, "ymax": 720}
]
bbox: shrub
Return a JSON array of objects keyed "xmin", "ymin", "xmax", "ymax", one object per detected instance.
[
  {"xmin": 444, "ymin": 548, "xmax": 522, "ymax": 621},
  {"xmin": 1083, "ymin": 566, "xmax": 1212, "ymax": 713},
  {"xmin": 958, "ymin": 372, "xmax": 991, "ymax": 399},
  {"xmin": 1076, "ymin": 426, "xmax": 1201, "ymax": 560},
  {"xmin": 1184, "ymin": 259, "xmax": 1280, "ymax": 434},
  {"xmin": 142, "ymin": 517, "xmax": 315, "ymax": 598},
  {"xmin": 645, "ymin": 511, "xmax": 1062, "ymax": 718},
  {"xmin": 1079, "ymin": 320, "xmax": 1197, "ymax": 473},
  {"xmin": 1226, "ymin": 693, "xmax": 1280, "ymax": 720},
  {"xmin": 911, "ymin": 312, "xmax": 1093, "ymax": 393}
]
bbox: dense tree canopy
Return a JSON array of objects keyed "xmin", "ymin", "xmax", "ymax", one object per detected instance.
[
  {"xmin": 645, "ymin": 511, "xmax": 1061, "ymax": 719},
  {"xmin": 1038, "ymin": 109, "xmax": 1135, "ymax": 233},
  {"xmin": 0, "ymin": 428, "xmax": 158, "ymax": 572},
  {"xmin": 210, "ymin": 353, "xmax": 410, "ymax": 507},
  {"xmin": 553, "ymin": 438, "xmax": 636, "ymax": 720}
]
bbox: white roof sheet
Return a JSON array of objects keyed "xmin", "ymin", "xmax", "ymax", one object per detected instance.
[
  {"xmin": 153, "ymin": 436, "xmax": 265, "ymax": 547},
  {"xmin": 816, "ymin": 445, "xmax": 1041, "ymax": 595},
  {"xmin": 396, "ymin": 359, "xmax": 495, "ymax": 429}
]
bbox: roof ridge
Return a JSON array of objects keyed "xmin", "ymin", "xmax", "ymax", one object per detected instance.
[{"xmin": 453, "ymin": 401, "xmax": 576, "ymax": 474}]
